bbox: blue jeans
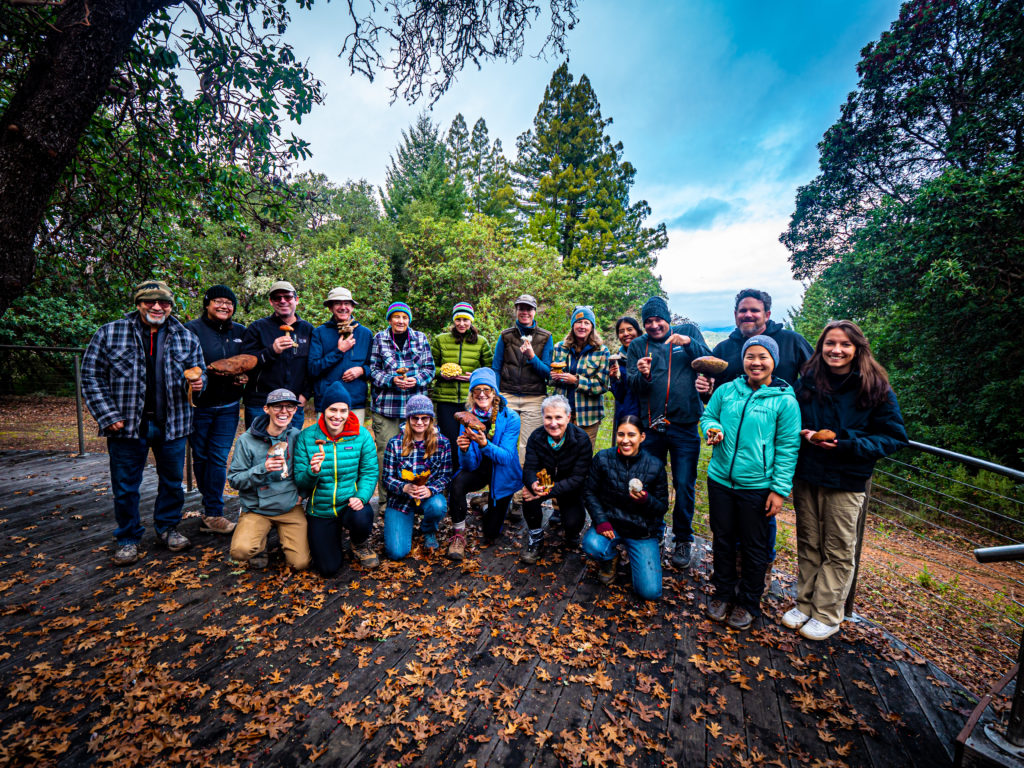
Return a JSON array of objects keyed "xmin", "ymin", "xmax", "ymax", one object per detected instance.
[
  {"xmin": 642, "ymin": 421, "xmax": 701, "ymax": 543},
  {"xmin": 582, "ymin": 527, "xmax": 663, "ymax": 600},
  {"xmin": 107, "ymin": 419, "xmax": 187, "ymax": 545},
  {"xmin": 244, "ymin": 405, "xmax": 305, "ymax": 433},
  {"xmin": 189, "ymin": 403, "xmax": 240, "ymax": 517},
  {"xmin": 383, "ymin": 495, "xmax": 447, "ymax": 560}
]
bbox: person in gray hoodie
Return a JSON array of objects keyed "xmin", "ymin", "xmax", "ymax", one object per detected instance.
[{"xmin": 227, "ymin": 388, "xmax": 311, "ymax": 570}]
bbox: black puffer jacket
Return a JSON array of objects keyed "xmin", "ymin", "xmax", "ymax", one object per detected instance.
[
  {"xmin": 794, "ymin": 371, "xmax": 908, "ymax": 492},
  {"xmin": 584, "ymin": 448, "xmax": 669, "ymax": 539},
  {"xmin": 522, "ymin": 423, "xmax": 593, "ymax": 498}
]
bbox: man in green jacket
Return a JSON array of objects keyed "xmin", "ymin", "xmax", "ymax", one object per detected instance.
[{"xmin": 227, "ymin": 388, "xmax": 311, "ymax": 570}]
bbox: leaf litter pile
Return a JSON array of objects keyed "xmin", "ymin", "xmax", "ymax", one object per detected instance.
[{"xmin": 0, "ymin": 483, "xmax": 974, "ymax": 768}]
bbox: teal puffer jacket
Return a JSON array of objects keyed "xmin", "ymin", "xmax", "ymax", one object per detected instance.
[
  {"xmin": 293, "ymin": 414, "xmax": 378, "ymax": 518},
  {"xmin": 699, "ymin": 377, "xmax": 801, "ymax": 497}
]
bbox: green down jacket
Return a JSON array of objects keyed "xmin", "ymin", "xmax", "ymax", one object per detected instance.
[
  {"xmin": 293, "ymin": 414, "xmax": 378, "ymax": 518},
  {"xmin": 699, "ymin": 376, "xmax": 801, "ymax": 497},
  {"xmin": 430, "ymin": 331, "xmax": 493, "ymax": 404}
]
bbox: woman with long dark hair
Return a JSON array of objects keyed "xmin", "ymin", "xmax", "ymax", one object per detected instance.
[{"xmin": 782, "ymin": 320, "xmax": 907, "ymax": 641}]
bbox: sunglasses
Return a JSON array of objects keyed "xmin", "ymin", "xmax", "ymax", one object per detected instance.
[
  {"xmin": 408, "ymin": 415, "xmax": 432, "ymax": 423},
  {"xmin": 270, "ymin": 294, "xmax": 295, "ymax": 302},
  {"xmin": 140, "ymin": 299, "xmax": 172, "ymax": 308}
]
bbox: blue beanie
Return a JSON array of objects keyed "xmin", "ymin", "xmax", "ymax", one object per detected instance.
[
  {"xmin": 641, "ymin": 296, "xmax": 671, "ymax": 324},
  {"xmin": 405, "ymin": 394, "xmax": 435, "ymax": 418},
  {"xmin": 321, "ymin": 381, "xmax": 351, "ymax": 410},
  {"xmin": 570, "ymin": 305, "xmax": 597, "ymax": 329},
  {"xmin": 741, "ymin": 334, "xmax": 780, "ymax": 367},
  {"xmin": 468, "ymin": 367, "xmax": 498, "ymax": 393}
]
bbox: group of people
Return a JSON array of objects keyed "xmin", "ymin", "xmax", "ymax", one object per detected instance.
[{"xmin": 81, "ymin": 279, "xmax": 908, "ymax": 640}]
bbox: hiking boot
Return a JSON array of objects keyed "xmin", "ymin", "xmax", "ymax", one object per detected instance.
[
  {"xmin": 706, "ymin": 598, "xmax": 728, "ymax": 622},
  {"xmin": 727, "ymin": 606, "xmax": 754, "ymax": 630},
  {"xmin": 799, "ymin": 618, "xmax": 840, "ymax": 641},
  {"xmin": 248, "ymin": 551, "xmax": 269, "ymax": 570},
  {"xmin": 157, "ymin": 528, "xmax": 191, "ymax": 552},
  {"xmin": 423, "ymin": 532, "xmax": 439, "ymax": 551},
  {"xmin": 781, "ymin": 607, "xmax": 811, "ymax": 630},
  {"xmin": 201, "ymin": 515, "xmax": 236, "ymax": 534},
  {"xmin": 597, "ymin": 555, "xmax": 618, "ymax": 585},
  {"xmin": 671, "ymin": 541, "xmax": 692, "ymax": 569},
  {"xmin": 112, "ymin": 542, "xmax": 139, "ymax": 566},
  {"xmin": 521, "ymin": 538, "xmax": 543, "ymax": 564},
  {"xmin": 447, "ymin": 533, "xmax": 466, "ymax": 561},
  {"xmin": 353, "ymin": 544, "xmax": 379, "ymax": 570}
]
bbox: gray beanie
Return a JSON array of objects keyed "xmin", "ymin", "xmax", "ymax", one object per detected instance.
[
  {"xmin": 741, "ymin": 334, "xmax": 779, "ymax": 367},
  {"xmin": 405, "ymin": 394, "xmax": 435, "ymax": 418}
]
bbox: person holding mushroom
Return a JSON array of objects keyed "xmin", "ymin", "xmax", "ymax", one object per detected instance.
[
  {"xmin": 308, "ymin": 286, "xmax": 373, "ymax": 424},
  {"xmin": 369, "ymin": 302, "xmax": 436, "ymax": 507},
  {"xmin": 381, "ymin": 395, "xmax": 452, "ymax": 560},
  {"xmin": 782, "ymin": 320, "xmax": 907, "ymax": 641},
  {"xmin": 293, "ymin": 382, "xmax": 379, "ymax": 574},
  {"xmin": 240, "ymin": 280, "xmax": 314, "ymax": 432},
  {"xmin": 699, "ymin": 335, "xmax": 801, "ymax": 630},
  {"xmin": 548, "ymin": 305, "xmax": 610, "ymax": 449},
  {"xmin": 582, "ymin": 416, "xmax": 669, "ymax": 600}
]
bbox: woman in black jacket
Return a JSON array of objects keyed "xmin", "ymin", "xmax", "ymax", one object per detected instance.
[
  {"xmin": 582, "ymin": 416, "xmax": 669, "ymax": 600},
  {"xmin": 520, "ymin": 394, "xmax": 593, "ymax": 563},
  {"xmin": 782, "ymin": 320, "xmax": 907, "ymax": 641}
]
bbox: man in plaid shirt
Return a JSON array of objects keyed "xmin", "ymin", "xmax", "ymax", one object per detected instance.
[
  {"xmin": 81, "ymin": 280, "xmax": 206, "ymax": 566},
  {"xmin": 369, "ymin": 302, "xmax": 435, "ymax": 505}
]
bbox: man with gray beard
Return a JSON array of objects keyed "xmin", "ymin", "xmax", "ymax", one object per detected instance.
[{"xmin": 82, "ymin": 280, "xmax": 206, "ymax": 566}]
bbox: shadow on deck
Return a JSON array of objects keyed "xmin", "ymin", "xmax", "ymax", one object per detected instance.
[{"xmin": 0, "ymin": 451, "xmax": 981, "ymax": 767}]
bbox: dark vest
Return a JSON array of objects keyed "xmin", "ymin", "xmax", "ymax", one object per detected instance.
[{"xmin": 499, "ymin": 326, "xmax": 551, "ymax": 396}]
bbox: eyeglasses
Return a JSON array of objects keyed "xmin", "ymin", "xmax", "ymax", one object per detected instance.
[
  {"xmin": 270, "ymin": 293, "xmax": 296, "ymax": 303},
  {"xmin": 209, "ymin": 299, "xmax": 234, "ymax": 308},
  {"xmin": 140, "ymin": 299, "xmax": 172, "ymax": 308},
  {"xmin": 267, "ymin": 403, "xmax": 298, "ymax": 412},
  {"xmin": 471, "ymin": 387, "xmax": 493, "ymax": 396},
  {"xmin": 408, "ymin": 415, "xmax": 432, "ymax": 423}
]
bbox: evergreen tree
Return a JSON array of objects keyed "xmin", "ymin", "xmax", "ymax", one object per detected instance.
[
  {"xmin": 446, "ymin": 114, "xmax": 472, "ymax": 189},
  {"xmin": 515, "ymin": 62, "xmax": 667, "ymax": 274},
  {"xmin": 461, "ymin": 119, "xmax": 516, "ymax": 224},
  {"xmin": 382, "ymin": 113, "xmax": 466, "ymax": 224}
]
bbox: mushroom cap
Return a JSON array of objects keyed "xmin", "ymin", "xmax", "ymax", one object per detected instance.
[
  {"xmin": 183, "ymin": 366, "xmax": 203, "ymax": 381},
  {"xmin": 279, "ymin": 324, "xmax": 294, "ymax": 332},
  {"xmin": 811, "ymin": 429, "xmax": 837, "ymax": 442},
  {"xmin": 691, "ymin": 356, "xmax": 729, "ymax": 375}
]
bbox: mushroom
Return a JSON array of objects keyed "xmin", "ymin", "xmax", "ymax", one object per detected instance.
[
  {"xmin": 628, "ymin": 478, "xmax": 643, "ymax": 494},
  {"xmin": 550, "ymin": 361, "xmax": 567, "ymax": 374},
  {"xmin": 536, "ymin": 468, "xmax": 554, "ymax": 495},
  {"xmin": 183, "ymin": 366, "xmax": 203, "ymax": 407},
  {"xmin": 811, "ymin": 429, "xmax": 837, "ymax": 443},
  {"xmin": 690, "ymin": 356, "xmax": 729, "ymax": 376},
  {"xmin": 338, "ymin": 323, "xmax": 354, "ymax": 339},
  {"xmin": 280, "ymin": 324, "xmax": 297, "ymax": 347},
  {"xmin": 455, "ymin": 411, "xmax": 486, "ymax": 438},
  {"xmin": 268, "ymin": 441, "xmax": 289, "ymax": 478},
  {"xmin": 400, "ymin": 469, "xmax": 431, "ymax": 506},
  {"xmin": 208, "ymin": 354, "xmax": 257, "ymax": 376},
  {"xmin": 705, "ymin": 427, "xmax": 721, "ymax": 445}
]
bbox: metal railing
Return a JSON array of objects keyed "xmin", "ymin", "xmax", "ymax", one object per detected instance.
[{"xmin": 0, "ymin": 344, "xmax": 87, "ymax": 455}]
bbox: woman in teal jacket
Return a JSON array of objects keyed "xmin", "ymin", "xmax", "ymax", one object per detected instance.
[
  {"xmin": 294, "ymin": 382, "xmax": 378, "ymax": 576},
  {"xmin": 699, "ymin": 335, "xmax": 800, "ymax": 630}
]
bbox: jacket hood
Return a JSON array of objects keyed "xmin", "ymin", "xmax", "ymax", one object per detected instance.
[{"xmin": 247, "ymin": 413, "xmax": 288, "ymax": 441}]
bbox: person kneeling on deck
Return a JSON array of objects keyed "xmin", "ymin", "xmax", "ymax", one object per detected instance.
[
  {"xmin": 293, "ymin": 382, "xmax": 378, "ymax": 575},
  {"xmin": 227, "ymin": 389, "xmax": 311, "ymax": 570},
  {"xmin": 582, "ymin": 416, "xmax": 669, "ymax": 600},
  {"xmin": 520, "ymin": 394, "xmax": 593, "ymax": 563},
  {"xmin": 382, "ymin": 395, "xmax": 452, "ymax": 560}
]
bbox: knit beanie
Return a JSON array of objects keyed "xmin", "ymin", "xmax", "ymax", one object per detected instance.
[
  {"xmin": 405, "ymin": 394, "xmax": 435, "ymax": 418},
  {"xmin": 570, "ymin": 305, "xmax": 597, "ymax": 329},
  {"xmin": 641, "ymin": 296, "xmax": 671, "ymax": 324},
  {"xmin": 321, "ymin": 381, "xmax": 351, "ymax": 410},
  {"xmin": 133, "ymin": 279, "xmax": 174, "ymax": 304},
  {"xmin": 468, "ymin": 367, "xmax": 498, "ymax": 393},
  {"xmin": 386, "ymin": 301, "xmax": 412, "ymax": 322},
  {"xmin": 452, "ymin": 302, "xmax": 475, "ymax": 321},
  {"xmin": 203, "ymin": 284, "xmax": 237, "ymax": 307},
  {"xmin": 741, "ymin": 334, "xmax": 780, "ymax": 367}
]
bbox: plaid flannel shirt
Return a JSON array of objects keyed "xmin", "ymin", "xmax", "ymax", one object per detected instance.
[
  {"xmin": 382, "ymin": 431, "xmax": 452, "ymax": 515},
  {"xmin": 550, "ymin": 342, "xmax": 610, "ymax": 428},
  {"xmin": 81, "ymin": 313, "xmax": 205, "ymax": 440},
  {"xmin": 369, "ymin": 329, "xmax": 435, "ymax": 418}
]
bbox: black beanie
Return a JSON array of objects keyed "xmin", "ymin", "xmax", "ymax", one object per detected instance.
[{"xmin": 203, "ymin": 285, "xmax": 237, "ymax": 307}]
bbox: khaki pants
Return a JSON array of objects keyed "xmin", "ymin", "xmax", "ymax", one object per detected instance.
[
  {"xmin": 793, "ymin": 479, "xmax": 865, "ymax": 626},
  {"xmin": 502, "ymin": 393, "xmax": 545, "ymax": 466},
  {"xmin": 580, "ymin": 422, "xmax": 600, "ymax": 450},
  {"xmin": 229, "ymin": 505, "xmax": 310, "ymax": 570},
  {"xmin": 372, "ymin": 412, "xmax": 401, "ymax": 505}
]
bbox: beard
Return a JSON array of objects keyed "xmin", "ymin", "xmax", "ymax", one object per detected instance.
[{"xmin": 144, "ymin": 311, "xmax": 167, "ymax": 326}]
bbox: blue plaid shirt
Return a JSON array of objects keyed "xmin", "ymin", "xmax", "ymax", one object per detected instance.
[
  {"xmin": 82, "ymin": 313, "xmax": 205, "ymax": 440},
  {"xmin": 383, "ymin": 430, "xmax": 452, "ymax": 515},
  {"xmin": 369, "ymin": 329, "xmax": 435, "ymax": 418}
]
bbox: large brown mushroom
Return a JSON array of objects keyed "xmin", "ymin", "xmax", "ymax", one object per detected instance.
[
  {"xmin": 455, "ymin": 411, "xmax": 486, "ymax": 437},
  {"xmin": 183, "ymin": 366, "xmax": 203, "ymax": 407},
  {"xmin": 691, "ymin": 356, "xmax": 729, "ymax": 376},
  {"xmin": 811, "ymin": 429, "xmax": 837, "ymax": 443},
  {"xmin": 208, "ymin": 354, "xmax": 257, "ymax": 376}
]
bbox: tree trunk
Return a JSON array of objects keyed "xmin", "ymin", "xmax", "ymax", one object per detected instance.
[{"xmin": 0, "ymin": 0, "xmax": 160, "ymax": 316}]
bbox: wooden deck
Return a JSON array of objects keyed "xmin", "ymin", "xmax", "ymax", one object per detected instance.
[{"xmin": 0, "ymin": 450, "xmax": 980, "ymax": 768}]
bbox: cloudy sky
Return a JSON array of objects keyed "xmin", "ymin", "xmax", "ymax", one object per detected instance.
[{"xmin": 282, "ymin": 0, "xmax": 903, "ymax": 329}]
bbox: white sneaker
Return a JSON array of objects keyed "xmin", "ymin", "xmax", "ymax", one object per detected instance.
[
  {"xmin": 781, "ymin": 607, "xmax": 811, "ymax": 629},
  {"xmin": 799, "ymin": 618, "xmax": 840, "ymax": 641}
]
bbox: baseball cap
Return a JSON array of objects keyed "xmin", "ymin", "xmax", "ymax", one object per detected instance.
[
  {"xmin": 514, "ymin": 294, "xmax": 538, "ymax": 309},
  {"xmin": 267, "ymin": 281, "xmax": 297, "ymax": 297},
  {"xmin": 265, "ymin": 388, "xmax": 300, "ymax": 406}
]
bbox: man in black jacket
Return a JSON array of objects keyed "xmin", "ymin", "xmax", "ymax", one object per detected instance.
[
  {"xmin": 240, "ymin": 280, "xmax": 314, "ymax": 431},
  {"xmin": 184, "ymin": 285, "xmax": 247, "ymax": 534},
  {"xmin": 520, "ymin": 395, "xmax": 593, "ymax": 563}
]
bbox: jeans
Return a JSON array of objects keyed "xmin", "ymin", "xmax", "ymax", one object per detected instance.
[
  {"xmin": 383, "ymin": 495, "xmax": 447, "ymax": 560},
  {"xmin": 707, "ymin": 477, "xmax": 772, "ymax": 615},
  {"xmin": 371, "ymin": 413, "xmax": 401, "ymax": 506},
  {"xmin": 435, "ymin": 402, "xmax": 464, "ymax": 475},
  {"xmin": 582, "ymin": 527, "xmax": 663, "ymax": 601},
  {"xmin": 244, "ymin": 405, "xmax": 305, "ymax": 433},
  {"xmin": 642, "ymin": 420, "xmax": 701, "ymax": 543},
  {"xmin": 523, "ymin": 492, "xmax": 585, "ymax": 541},
  {"xmin": 107, "ymin": 418, "xmax": 187, "ymax": 544},
  {"xmin": 307, "ymin": 505, "xmax": 374, "ymax": 577},
  {"xmin": 189, "ymin": 403, "xmax": 240, "ymax": 517},
  {"xmin": 450, "ymin": 459, "xmax": 512, "ymax": 541}
]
